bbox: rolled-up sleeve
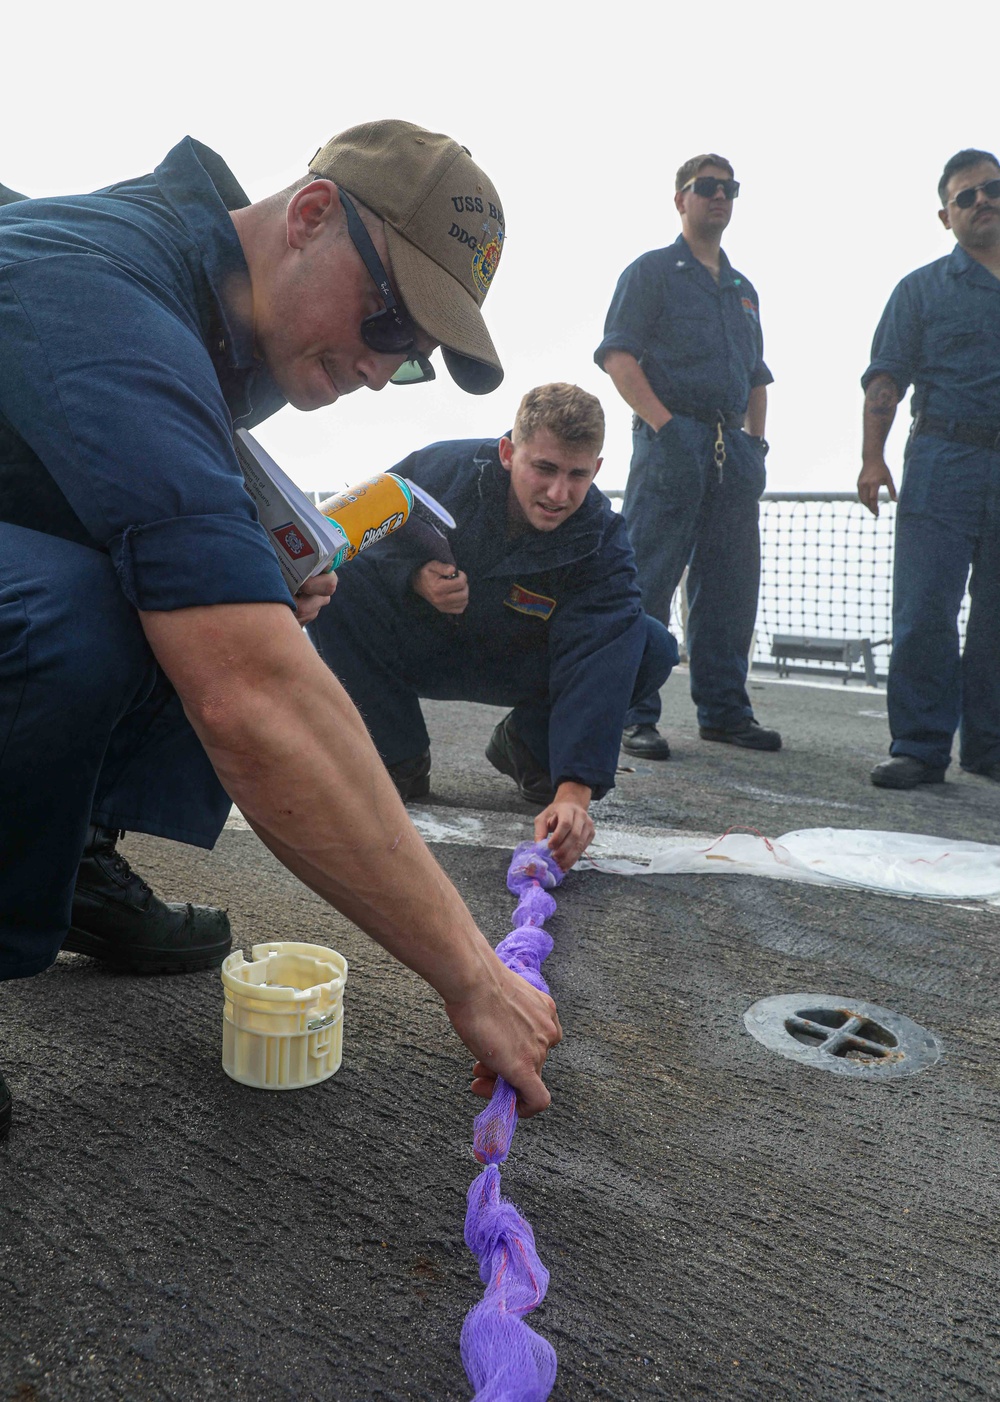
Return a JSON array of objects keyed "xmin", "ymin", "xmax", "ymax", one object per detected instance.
[
  {"xmin": 113, "ymin": 513, "xmax": 293, "ymax": 610},
  {"xmin": 742, "ymin": 278, "xmax": 773, "ymax": 390},
  {"xmin": 0, "ymin": 253, "xmax": 292, "ymax": 611},
  {"xmin": 594, "ymin": 256, "xmax": 659, "ymax": 369},
  {"xmin": 862, "ymin": 277, "xmax": 919, "ymax": 397},
  {"xmin": 750, "ymin": 330, "xmax": 773, "ymax": 390}
]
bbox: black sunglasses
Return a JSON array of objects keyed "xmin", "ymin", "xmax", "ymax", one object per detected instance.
[
  {"xmin": 949, "ymin": 178, "xmax": 1000, "ymax": 210},
  {"xmin": 337, "ymin": 188, "xmax": 435, "ymax": 386},
  {"xmin": 681, "ymin": 176, "xmax": 740, "ymax": 200}
]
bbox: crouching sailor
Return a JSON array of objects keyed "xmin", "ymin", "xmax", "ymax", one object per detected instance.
[{"xmin": 309, "ymin": 382, "xmax": 678, "ymax": 871}]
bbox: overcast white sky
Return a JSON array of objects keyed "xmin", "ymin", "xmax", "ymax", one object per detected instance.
[{"xmin": 4, "ymin": 0, "xmax": 995, "ymax": 494}]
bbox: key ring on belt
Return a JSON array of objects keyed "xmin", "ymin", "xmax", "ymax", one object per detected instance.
[{"xmin": 712, "ymin": 416, "xmax": 726, "ymax": 482}]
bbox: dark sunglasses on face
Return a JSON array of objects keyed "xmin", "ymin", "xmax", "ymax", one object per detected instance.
[
  {"xmin": 681, "ymin": 176, "xmax": 740, "ymax": 200},
  {"xmin": 949, "ymin": 178, "xmax": 1000, "ymax": 209},
  {"xmin": 336, "ymin": 188, "xmax": 435, "ymax": 385}
]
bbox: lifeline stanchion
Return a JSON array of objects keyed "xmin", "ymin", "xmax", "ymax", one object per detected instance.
[{"xmin": 461, "ymin": 839, "xmax": 563, "ymax": 1402}]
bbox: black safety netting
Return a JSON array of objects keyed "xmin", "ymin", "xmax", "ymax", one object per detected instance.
[{"xmin": 655, "ymin": 497, "xmax": 973, "ymax": 681}]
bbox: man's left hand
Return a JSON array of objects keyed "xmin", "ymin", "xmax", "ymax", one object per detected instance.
[
  {"xmin": 412, "ymin": 560, "xmax": 469, "ymax": 614},
  {"xmin": 294, "ymin": 571, "xmax": 338, "ymax": 625},
  {"xmin": 535, "ymin": 781, "xmax": 595, "ymax": 871}
]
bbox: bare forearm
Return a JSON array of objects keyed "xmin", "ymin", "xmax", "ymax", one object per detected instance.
[
  {"xmin": 144, "ymin": 601, "xmax": 561, "ymax": 1118},
  {"xmin": 744, "ymin": 385, "xmax": 767, "ymax": 437},
  {"xmin": 603, "ymin": 351, "xmax": 671, "ymax": 431},
  {"xmin": 862, "ymin": 373, "xmax": 900, "ymax": 462},
  {"xmin": 857, "ymin": 374, "xmax": 901, "ymax": 515},
  {"xmin": 141, "ymin": 605, "xmax": 494, "ymax": 1002}
]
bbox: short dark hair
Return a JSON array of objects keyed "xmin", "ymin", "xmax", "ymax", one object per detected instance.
[
  {"xmin": 938, "ymin": 149, "xmax": 1000, "ymax": 206},
  {"xmin": 675, "ymin": 153, "xmax": 734, "ymax": 193}
]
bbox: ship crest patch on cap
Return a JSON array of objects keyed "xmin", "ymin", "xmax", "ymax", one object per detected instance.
[{"xmin": 472, "ymin": 221, "xmax": 504, "ymax": 297}]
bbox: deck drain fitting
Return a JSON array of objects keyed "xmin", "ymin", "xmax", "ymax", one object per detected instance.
[{"xmin": 744, "ymin": 993, "xmax": 942, "ymax": 1079}]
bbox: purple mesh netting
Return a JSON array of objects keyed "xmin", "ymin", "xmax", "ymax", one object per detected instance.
[{"xmin": 461, "ymin": 841, "xmax": 564, "ymax": 1401}]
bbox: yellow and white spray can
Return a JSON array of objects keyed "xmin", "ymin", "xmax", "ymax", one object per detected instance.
[{"xmin": 318, "ymin": 473, "xmax": 413, "ymax": 569}]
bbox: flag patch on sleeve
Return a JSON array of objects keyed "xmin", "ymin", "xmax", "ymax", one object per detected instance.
[{"xmin": 504, "ymin": 583, "xmax": 557, "ymax": 620}]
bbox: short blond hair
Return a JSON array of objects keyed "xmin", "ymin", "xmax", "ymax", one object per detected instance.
[{"xmin": 512, "ymin": 383, "xmax": 605, "ymax": 453}]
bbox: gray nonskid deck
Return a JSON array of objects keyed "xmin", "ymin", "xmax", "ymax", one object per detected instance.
[{"xmin": 3, "ymin": 671, "xmax": 999, "ymax": 1400}]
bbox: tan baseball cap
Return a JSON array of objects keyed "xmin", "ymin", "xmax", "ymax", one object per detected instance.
[{"xmin": 309, "ymin": 119, "xmax": 506, "ymax": 395}]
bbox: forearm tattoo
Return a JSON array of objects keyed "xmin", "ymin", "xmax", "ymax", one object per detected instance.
[{"xmin": 864, "ymin": 377, "xmax": 899, "ymax": 419}]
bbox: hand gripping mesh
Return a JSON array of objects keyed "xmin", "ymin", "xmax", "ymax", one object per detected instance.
[{"xmin": 461, "ymin": 841, "xmax": 563, "ymax": 1402}]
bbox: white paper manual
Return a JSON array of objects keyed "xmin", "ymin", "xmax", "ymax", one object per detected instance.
[{"xmin": 234, "ymin": 429, "xmax": 349, "ymax": 594}]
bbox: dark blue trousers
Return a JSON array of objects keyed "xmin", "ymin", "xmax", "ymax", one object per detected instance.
[
  {"xmin": 309, "ymin": 564, "xmax": 676, "ymax": 784},
  {"xmin": 888, "ymin": 435, "xmax": 1000, "ymax": 773},
  {"xmin": 0, "ymin": 525, "xmax": 230, "ymax": 980},
  {"xmin": 623, "ymin": 415, "xmax": 766, "ymax": 731}
]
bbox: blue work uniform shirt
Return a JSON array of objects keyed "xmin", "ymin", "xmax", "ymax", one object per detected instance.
[
  {"xmin": 0, "ymin": 137, "xmax": 292, "ymax": 611},
  {"xmin": 351, "ymin": 436, "xmax": 650, "ymax": 797},
  {"xmin": 862, "ymin": 244, "xmax": 1000, "ymax": 422},
  {"xmin": 594, "ymin": 233, "xmax": 772, "ymax": 415}
]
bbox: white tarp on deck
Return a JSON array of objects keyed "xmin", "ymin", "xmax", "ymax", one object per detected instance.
[{"xmin": 582, "ymin": 827, "xmax": 1000, "ymax": 904}]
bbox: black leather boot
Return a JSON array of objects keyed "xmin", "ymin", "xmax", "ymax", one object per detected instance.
[
  {"xmin": 485, "ymin": 714, "xmax": 556, "ymax": 806},
  {"xmin": 64, "ymin": 826, "xmax": 232, "ymax": 974},
  {"xmin": 386, "ymin": 751, "xmax": 432, "ymax": 802},
  {"xmin": 621, "ymin": 724, "xmax": 672, "ymax": 760}
]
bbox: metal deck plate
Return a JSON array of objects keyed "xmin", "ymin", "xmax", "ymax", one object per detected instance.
[{"xmin": 744, "ymin": 993, "xmax": 943, "ymax": 1078}]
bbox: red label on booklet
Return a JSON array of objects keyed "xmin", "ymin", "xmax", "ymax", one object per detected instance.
[{"xmin": 272, "ymin": 522, "xmax": 316, "ymax": 561}]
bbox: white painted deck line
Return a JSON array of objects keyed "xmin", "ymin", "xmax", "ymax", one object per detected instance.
[
  {"xmin": 223, "ymin": 807, "xmax": 1000, "ymax": 905},
  {"xmin": 224, "ymin": 804, "xmax": 709, "ymax": 865}
]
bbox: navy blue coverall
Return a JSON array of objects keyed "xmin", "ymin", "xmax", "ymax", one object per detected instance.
[
  {"xmin": 595, "ymin": 233, "xmax": 772, "ymax": 731},
  {"xmin": 309, "ymin": 439, "xmax": 678, "ymax": 800},
  {"xmin": 0, "ymin": 139, "xmax": 294, "ymax": 979},
  {"xmin": 863, "ymin": 244, "xmax": 1000, "ymax": 774}
]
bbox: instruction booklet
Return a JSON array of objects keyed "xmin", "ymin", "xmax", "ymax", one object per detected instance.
[{"xmin": 234, "ymin": 429, "xmax": 350, "ymax": 595}]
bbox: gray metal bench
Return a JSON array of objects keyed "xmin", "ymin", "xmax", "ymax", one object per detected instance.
[{"xmin": 770, "ymin": 633, "xmax": 888, "ymax": 687}]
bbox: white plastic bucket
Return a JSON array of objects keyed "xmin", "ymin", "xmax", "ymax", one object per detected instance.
[{"xmin": 221, "ymin": 941, "xmax": 348, "ymax": 1090}]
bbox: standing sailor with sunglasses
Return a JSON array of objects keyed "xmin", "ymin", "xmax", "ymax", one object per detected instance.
[
  {"xmin": 595, "ymin": 153, "xmax": 780, "ymax": 760},
  {"xmin": 0, "ymin": 121, "xmax": 561, "ymax": 1141},
  {"xmin": 861, "ymin": 148, "xmax": 1000, "ymax": 790}
]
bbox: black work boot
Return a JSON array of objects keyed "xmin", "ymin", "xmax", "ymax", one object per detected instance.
[
  {"xmin": 699, "ymin": 718, "xmax": 782, "ymax": 752},
  {"xmin": 871, "ymin": 756, "xmax": 946, "ymax": 790},
  {"xmin": 0, "ymin": 1072, "xmax": 11, "ymax": 1142},
  {"xmin": 386, "ymin": 751, "xmax": 431, "ymax": 802},
  {"xmin": 64, "ymin": 826, "xmax": 232, "ymax": 974},
  {"xmin": 485, "ymin": 714, "xmax": 556, "ymax": 806},
  {"xmin": 621, "ymin": 724, "xmax": 672, "ymax": 760}
]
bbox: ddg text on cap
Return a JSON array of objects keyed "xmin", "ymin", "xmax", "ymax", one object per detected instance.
[{"xmin": 310, "ymin": 120, "xmax": 506, "ymax": 394}]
